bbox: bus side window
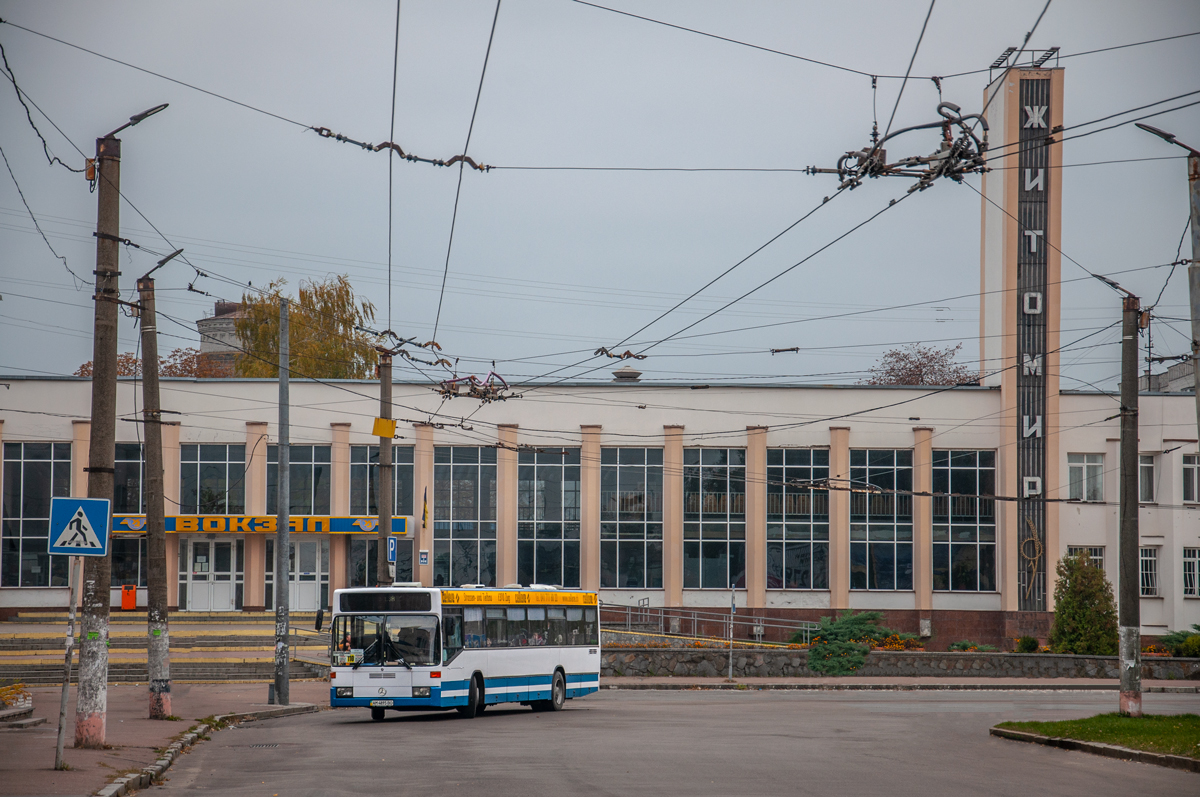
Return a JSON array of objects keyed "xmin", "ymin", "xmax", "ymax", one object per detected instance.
[
  {"xmin": 443, "ymin": 608, "xmax": 464, "ymax": 661},
  {"xmin": 527, "ymin": 607, "xmax": 548, "ymax": 645},
  {"xmin": 507, "ymin": 607, "xmax": 527, "ymax": 646},
  {"xmin": 585, "ymin": 608, "xmax": 598, "ymax": 645},
  {"xmin": 464, "ymin": 607, "xmax": 484, "ymax": 649},
  {"xmin": 566, "ymin": 608, "xmax": 583, "ymax": 646},
  {"xmin": 485, "ymin": 608, "xmax": 507, "ymax": 647},
  {"xmin": 546, "ymin": 607, "xmax": 566, "ymax": 646}
]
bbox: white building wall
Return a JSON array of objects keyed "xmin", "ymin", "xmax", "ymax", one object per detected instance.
[{"xmin": 2, "ymin": 377, "xmax": 1196, "ymax": 634}]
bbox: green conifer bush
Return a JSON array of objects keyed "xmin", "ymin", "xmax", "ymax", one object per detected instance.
[{"xmin": 1048, "ymin": 552, "xmax": 1118, "ymax": 655}]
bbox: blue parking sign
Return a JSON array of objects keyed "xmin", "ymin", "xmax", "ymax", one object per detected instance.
[
  {"xmin": 387, "ymin": 536, "xmax": 397, "ymax": 563},
  {"xmin": 48, "ymin": 497, "xmax": 111, "ymax": 556}
]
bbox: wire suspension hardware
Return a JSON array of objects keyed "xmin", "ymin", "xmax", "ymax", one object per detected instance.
[
  {"xmin": 806, "ymin": 101, "xmax": 989, "ymax": 192},
  {"xmin": 437, "ymin": 371, "xmax": 514, "ymax": 403},
  {"xmin": 309, "ymin": 127, "xmax": 492, "ymax": 171},
  {"xmin": 594, "ymin": 347, "xmax": 647, "ymax": 360}
]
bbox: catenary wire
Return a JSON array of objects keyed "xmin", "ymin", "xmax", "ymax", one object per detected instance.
[
  {"xmin": 387, "ymin": 0, "xmax": 401, "ymax": 332},
  {"xmin": 0, "ymin": 17, "xmax": 309, "ymax": 128},
  {"xmin": 432, "ymin": 0, "xmax": 502, "ymax": 344},
  {"xmin": 0, "ymin": 39, "xmax": 82, "ymax": 172},
  {"xmin": 0, "ymin": 141, "xmax": 91, "ymax": 288},
  {"xmin": 977, "ymin": 0, "xmax": 1054, "ymax": 124},
  {"xmin": 880, "ymin": 0, "xmax": 935, "ymax": 143}
]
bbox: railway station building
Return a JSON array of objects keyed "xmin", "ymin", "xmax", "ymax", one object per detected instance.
[{"xmin": 2, "ymin": 66, "xmax": 1198, "ymax": 647}]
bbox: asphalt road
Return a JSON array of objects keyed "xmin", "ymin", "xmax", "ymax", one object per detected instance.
[{"xmin": 160, "ymin": 690, "xmax": 1198, "ymax": 795}]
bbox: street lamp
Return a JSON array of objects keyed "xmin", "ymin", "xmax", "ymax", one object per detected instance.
[
  {"xmin": 102, "ymin": 103, "xmax": 169, "ymax": 139},
  {"xmin": 1135, "ymin": 123, "xmax": 1200, "ymax": 445}
]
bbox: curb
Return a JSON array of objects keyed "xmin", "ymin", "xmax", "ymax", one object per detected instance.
[
  {"xmin": 92, "ymin": 703, "xmax": 320, "ymax": 797},
  {"xmin": 602, "ymin": 682, "xmax": 1199, "ymax": 692},
  {"xmin": 989, "ymin": 727, "xmax": 1200, "ymax": 773}
]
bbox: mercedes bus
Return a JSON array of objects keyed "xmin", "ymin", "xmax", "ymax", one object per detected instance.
[{"xmin": 326, "ymin": 585, "xmax": 601, "ymax": 720}]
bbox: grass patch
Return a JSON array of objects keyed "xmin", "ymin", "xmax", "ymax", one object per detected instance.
[{"xmin": 997, "ymin": 713, "xmax": 1200, "ymax": 760}]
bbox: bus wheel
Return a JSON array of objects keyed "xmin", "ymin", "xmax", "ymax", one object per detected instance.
[
  {"xmin": 534, "ymin": 671, "xmax": 566, "ymax": 712},
  {"xmin": 457, "ymin": 675, "xmax": 482, "ymax": 718},
  {"xmin": 548, "ymin": 671, "xmax": 566, "ymax": 711},
  {"xmin": 371, "ymin": 707, "xmax": 386, "ymax": 721}
]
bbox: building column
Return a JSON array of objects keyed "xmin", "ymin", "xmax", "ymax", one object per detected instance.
[
  {"xmin": 71, "ymin": 420, "xmax": 90, "ymax": 498},
  {"xmin": 162, "ymin": 422, "xmax": 181, "ymax": 514},
  {"xmin": 242, "ymin": 422, "xmax": 266, "ymax": 612},
  {"xmin": 246, "ymin": 422, "xmax": 268, "ymax": 516},
  {"xmin": 497, "ymin": 425, "xmax": 519, "ymax": 587},
  {"xmin": 329, "ymin": 533, "xmax": 347, "ymax": 597},
  {"xmin": 161, "ymin": 422, "xmax": 182, "ymax": 609},
  {"xmin": 243, "ymin": 535, "xmax": 265, "ymax": 611},
  {"xmin": 745, "ymin": 426, "xmax": 768, "ymax": 608},
  {"xmin": 414, "ymin": 424, "xmax": 434, "ymax": 586},
  {"xmin": 663, "ymin": 426, "xmax": 684, "ymax": 607},
  {"xmin": 328, "ymin": 423, "xmax": 351, "ymax": 597},
  {"xmin": 580, "ymin": 425, "xmax": 602, "ymax": 592},
  {"xmin": 166, "ymin": 534, "xmax": 179, "ymax": 610},
  {"xmin": 828, "ymin": 427, "xmax": 851, "ymax": 610},
  {"xmin": 70, "ymin": 420, "xmax": 91, "ymax": 608},
  {"xmin": 330, "ymin": 423, "xmax": 351, "ymax": 515},
  {"xmin": 913, "ymin": 427, "xmax": 935, "ymax": 616}
]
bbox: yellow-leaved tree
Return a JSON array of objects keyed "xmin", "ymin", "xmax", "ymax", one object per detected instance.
[{"xmin": 234, "ymin": 275, "xmax": 379, "ymax": 379}]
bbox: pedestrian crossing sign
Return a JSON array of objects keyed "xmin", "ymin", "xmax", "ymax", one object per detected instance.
[{"xmin": 49, "ymin": 497, "xmax": 110, "ymax": 556}]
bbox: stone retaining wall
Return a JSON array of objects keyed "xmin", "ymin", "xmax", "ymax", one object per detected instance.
[{"xmin": 600, "ymin": 648, "xmax": 1200, "ymax": 680}]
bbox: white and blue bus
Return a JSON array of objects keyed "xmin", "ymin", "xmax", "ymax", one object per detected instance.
[{"xmin": 326, "ymin": 585, "xmax": 601, "ymax": 720}]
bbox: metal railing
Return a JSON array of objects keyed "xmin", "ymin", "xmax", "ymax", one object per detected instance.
[{"xmin": 599, "ymin": 602, "xmax": 819, "ymax": 646}]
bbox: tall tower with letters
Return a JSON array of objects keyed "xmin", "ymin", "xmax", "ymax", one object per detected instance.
[{"xmin": 979, "ymin": 62, "xmax": 1064, "ymax": 632}]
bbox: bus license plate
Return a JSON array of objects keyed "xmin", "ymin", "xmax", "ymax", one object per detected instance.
[{"xmin": 370, "ymin": 700, "xmax": 394, "ymax": 707}]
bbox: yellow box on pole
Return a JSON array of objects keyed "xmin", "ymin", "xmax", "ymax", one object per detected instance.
[{"xmin": 372, "ymin": 417, "xmax": 397, "ymax": 439}]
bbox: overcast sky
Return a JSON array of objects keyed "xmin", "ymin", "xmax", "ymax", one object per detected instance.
[{"xmin": 1, "ymin": 0, "xmax": 1197, "ymax": 392}]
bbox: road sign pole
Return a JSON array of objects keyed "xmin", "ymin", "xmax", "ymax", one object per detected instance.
[{"xmin": 54, "ymin": 555, "xmax": 81, "ymax": 770}]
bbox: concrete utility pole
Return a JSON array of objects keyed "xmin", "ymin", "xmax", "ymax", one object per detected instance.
[
  {"xmin": 139, "ymin": 254, "xmax": 180, "ymax": 720},
  {"xmin": 378, "ymin": 353, "xmax": 394, "ymax": 586},
  {"xmin": 76, "ymin": 103, "xmax": 167, "ymax": 749},
  {"xmin": 75, "ymin": 133, "xmax": 121, "ymax": 749},
  {"xmin": 1135, "ymin": 124, "xmax": 1200, "ymax": 443},
  {"xmin": 274, "ymin": 298, "xmax": 290, "ymax": 705},
  {"xmin": 1118, "ymin": 294, "xmax": 1142, "ymax": 717}
]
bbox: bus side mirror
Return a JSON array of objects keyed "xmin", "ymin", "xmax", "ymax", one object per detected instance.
[{"xmin": 315, "ymin": 609, "xmax": 324, "ymax": 632}]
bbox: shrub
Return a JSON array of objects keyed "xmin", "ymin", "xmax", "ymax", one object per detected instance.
[
  {"xmin": 1159, "ymin": 625, "xmax": 1200, "ymax": 657},
  {"xmin": 808, "ymin": 639, "xmax": 871, "ymax": 676},
  {"xmin": 1177, "ymin": 635, "xmax": 1200, "ymax": 659},
  {"xmin": 1016, "ymin": 636, "xmax": 1039, "ymax": 653},
  {"xmin": 798, "ymin": 611, "xmax": 899, "ymax": 676},
  {"xmin": 1049, "ymin": 551, "xmax": 1118, "ymax": 655},
  {"xmin": 948, "ymin": 640, "xmax": 997, "ymax": 652}
]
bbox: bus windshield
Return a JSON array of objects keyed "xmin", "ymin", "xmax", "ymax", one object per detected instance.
[{"xmin": 333, "ymin": 615, "xmax": 440, "ymax": 667}]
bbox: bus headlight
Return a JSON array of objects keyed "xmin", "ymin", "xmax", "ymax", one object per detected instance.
[
  {"xmin": 336, "ymin": 687, "xmax": 354, "ymax": 698},
  {"xmin": 412, "ymin": 687, "xmax": 431, "ymax": 698}
]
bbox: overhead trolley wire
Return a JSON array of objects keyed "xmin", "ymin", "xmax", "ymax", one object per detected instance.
[
  {"xmin": 432, "ymin": 0, "xmax": 502, "ymax": 344},
  {"xmin": 0, "ymin": 142, "xmax": 91, "ymax": 288},
  {"xmin": 386, "ymin": 0, "xmax": 402, "ymax": 332},
  {"xmin": 0, "ymin": 39, "xmax": 83, "ymax": 172},
  {"xmin": 0, "ymin": 18, "xmax": 309, "ymax": 129},
  {"xmin": 880, "ymin": 0, "xmax": 936, "ymax": 143},
  {"xmin": 977, "ymin": 0, "xmax": 1054, "ymax": 123},
  {"xmin": 634, "ymin": 192, "xmax": 917, "ymax": 357},
  {"xmin": 517, "ymin": 188, "xmax": 915, "ymax": 389}
]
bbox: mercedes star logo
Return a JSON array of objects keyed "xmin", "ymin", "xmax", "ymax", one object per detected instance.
[{"xmin": 378, "ymin": 687, "xmax": 387, "ymax": 696}]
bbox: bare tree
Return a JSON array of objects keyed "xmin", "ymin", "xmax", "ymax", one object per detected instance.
[
  {"xmin": 860, "ymin": 343, "xmax": 976, "ymax": 386},
  {"xmin": 75, "ymin": 347, "xmax": 215, "ymax": 378}
]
